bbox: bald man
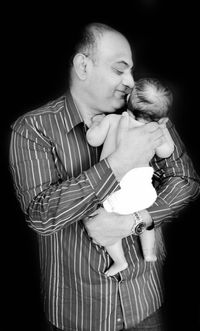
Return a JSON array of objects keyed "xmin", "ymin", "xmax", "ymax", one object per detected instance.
[{"xmin": 9, "ymin": 22, "xmax": 200, "ymax": 331}]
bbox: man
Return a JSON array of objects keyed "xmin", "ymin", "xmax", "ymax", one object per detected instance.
[{"xmin": 9, "ymin": 22, "xmax": 200, "ymax": 331}]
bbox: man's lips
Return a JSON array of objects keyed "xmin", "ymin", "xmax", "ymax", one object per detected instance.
[
  {"xmin": 116, "ymin": 87, "xmax": 132, "ymax": 95},
  {"xmin": 116, "ymin": 90, "xmax": 126, "ymax": 95},
  {"xmin": 115, "ymin": 90, "xmax": 131, "ymax": 100}
]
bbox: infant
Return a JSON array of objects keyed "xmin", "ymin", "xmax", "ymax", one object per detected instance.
[{"xmin": 85, "ymin": 78, "xmax": 174, "ymax": 276}]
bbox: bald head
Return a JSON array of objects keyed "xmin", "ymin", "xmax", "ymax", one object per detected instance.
[
  {"xmin": 70, "ymin": 22, "xmax": 134, "ymax": 118},
  {"xmin": 69, "ymin": 22, "xmax": 132, "ymax": 67},
  {"xmin": 92, "ymin": 29, "xmax": 133, "ymax": 67}
]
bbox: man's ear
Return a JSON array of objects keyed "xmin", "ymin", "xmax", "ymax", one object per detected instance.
[{"xmin": 73, "ymin": 53, "xmax": 90, "ymax": 80}]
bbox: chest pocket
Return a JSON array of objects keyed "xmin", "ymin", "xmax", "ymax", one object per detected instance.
[{"xmin": 54, "ymin": 124, "xmax": 102, "ymax": 179}]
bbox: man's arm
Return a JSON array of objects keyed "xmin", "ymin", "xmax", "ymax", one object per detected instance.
[
  {"xmin": 9, "ymin": 118, "xmax": 119, "ymax": 235},
  {"xmin": 9, "ymin": 112, "xmax": 165, "ymax": 238},
  {"xmin": 85, "ymin": 120, "xmax": 200, "ymax": 247},
  {"xmin": 148, "ymin": 119, "xmax": 200, "ymax": 226}
]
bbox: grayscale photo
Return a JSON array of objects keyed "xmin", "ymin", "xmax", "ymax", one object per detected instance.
[{"xmin": 3, "ymin": 1, "xmax": 200, "ymax": 330}]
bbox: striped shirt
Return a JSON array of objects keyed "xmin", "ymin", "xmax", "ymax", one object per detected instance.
[{"xmin": 9, "ymin": 91, "xmax": 200, "ymax": 330}]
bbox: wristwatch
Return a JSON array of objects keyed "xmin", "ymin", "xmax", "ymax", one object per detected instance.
[{"xmin": 131, "ymin": 212, "xmax": 146, "ymax": 235}]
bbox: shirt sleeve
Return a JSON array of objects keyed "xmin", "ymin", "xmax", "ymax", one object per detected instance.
[
  {"xmin": 9, "ymin": 118, "xmax": 119, "ymax": 235},
  {"xmin": 148, "ymin": 119, "xmax": 200, "ymax": 227}
]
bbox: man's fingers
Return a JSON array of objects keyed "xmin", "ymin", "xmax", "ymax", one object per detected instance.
[
  {"xmin": 145, "ymin": 122, "xmax": 160, "ymax": 132},
  {"xmin": 145, "ymin": 122, "xmax": 164, "ymax": 141},
  {"xmin": 158, "ymin": 117, "xmax": 168, "ymax": 125}
]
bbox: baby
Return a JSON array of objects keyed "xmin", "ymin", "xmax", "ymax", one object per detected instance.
[{"xmin": 85, "ymin": 78, "xmax": 174, "ymax": 276}]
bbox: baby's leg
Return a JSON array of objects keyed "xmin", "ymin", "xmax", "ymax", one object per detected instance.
[
  {"xmin": 99, "ymin": 115, "xmax": 120, "ymax": 160},
  {"xmin": 105, "ymin": 240, "xmax": 128, "ymax": 276},
  {"xmin": 86, "ymin": 114, "xmax": 120, "ymax": 159},
  {"xmin": 140, "ymin": 228, "xmax": 157, "ymax": 262},
  {"xmin": 86, "ymin": 115, "xmax": 110, "ymax": 147}
]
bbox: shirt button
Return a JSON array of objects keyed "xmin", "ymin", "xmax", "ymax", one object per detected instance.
[{"xmin": 116, "ymin": 317, "xmax": 122, "ymax": 323}]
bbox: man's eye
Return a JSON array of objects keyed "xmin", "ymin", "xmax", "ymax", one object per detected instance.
[{"xmin": 113, "ymin": 68, "xmax": 124, "ymax": 75}]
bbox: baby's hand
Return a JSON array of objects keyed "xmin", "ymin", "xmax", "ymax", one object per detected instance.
[{"xmin": 158, "ymin": 117, "xmax": 168, "ymax": 128}]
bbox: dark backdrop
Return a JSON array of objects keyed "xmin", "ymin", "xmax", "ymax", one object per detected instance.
[{"xmin": 3, "ymin": 1, "xmax": 200, "ymax": 330}]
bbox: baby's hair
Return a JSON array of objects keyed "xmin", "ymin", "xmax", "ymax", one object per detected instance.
[{"xmin": 128, "ymin": 78, "xmax": 173, "ymax": 122}]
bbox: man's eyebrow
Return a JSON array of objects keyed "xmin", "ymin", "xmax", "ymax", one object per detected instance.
[
  {"xmin": 115, "ymin": 61, "xmax": 129, "ymax": 66},
  {"xmin": 115, "ymin": 61, "xmax": 134, "ymax": 69}
]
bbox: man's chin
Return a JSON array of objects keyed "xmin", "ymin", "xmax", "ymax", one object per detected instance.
[
  {"xmin": 102, "ymin": 99, "xmax": 126, "ymax": 113},
  {"xmin": 114, "ymin": 98, "xmax": 126, "ymax": 109}
]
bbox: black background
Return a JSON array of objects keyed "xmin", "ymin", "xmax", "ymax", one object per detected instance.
[{"xmin": 3, "ymin": 1, "xmax": 200, "ymax": 330}]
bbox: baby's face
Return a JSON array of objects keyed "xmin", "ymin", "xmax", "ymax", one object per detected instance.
[{"xmin": 127, "ymin": 109, "xmax": 148, "ymax": 124}]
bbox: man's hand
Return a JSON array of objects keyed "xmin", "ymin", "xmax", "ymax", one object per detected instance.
[
  {"xmin": 84, "ymin": 207, "xmax": 133, "ymax": 247},
  {"xmin": 84, "ymin": 207, "xmax": 153, "ymax": 247},
  {"xmin": 107, "ymin": 112, "xmax": 164, "ymax": 181}
]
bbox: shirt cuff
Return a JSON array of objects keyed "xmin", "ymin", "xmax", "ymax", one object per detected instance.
[
  {"xmin": 147, "ymin": 196, "xmax": 171, "ymax": 227},
  {"xmin": 85, "ymin": 158, "xmax": 120, "ymax": 202}
]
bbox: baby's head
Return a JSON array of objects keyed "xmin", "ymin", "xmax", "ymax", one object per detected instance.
[{"xmin": 128, "ymin": 78, "xmax": 173, "ymax": 121}]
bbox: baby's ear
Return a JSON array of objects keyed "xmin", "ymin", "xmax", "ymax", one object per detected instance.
[{"xmin": 126, "ymin": 93, "xmax": 131, "ymax": 103}]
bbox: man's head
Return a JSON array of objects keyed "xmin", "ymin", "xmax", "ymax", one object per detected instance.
[{"xmin": 70, "ymin": 23, "xmax": 134, "ymax": 115}]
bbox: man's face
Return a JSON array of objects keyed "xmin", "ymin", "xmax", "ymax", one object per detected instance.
[{"xmin": 86, "ymin": 31, "xmax": 134, "ymax": 113}]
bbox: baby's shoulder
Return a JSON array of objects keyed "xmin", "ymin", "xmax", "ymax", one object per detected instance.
[
  {"xmin": 104, "ymin": 114, "xmax": 122, "ymax": 130},
  {"xmin": 106, "ymin": 113, "xmax": 121, "ymax": 122}
]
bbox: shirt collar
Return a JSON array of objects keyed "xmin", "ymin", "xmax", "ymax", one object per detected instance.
[{"xmin": 64, "ymin": 90, "xmax": 84, "ymax": 133}]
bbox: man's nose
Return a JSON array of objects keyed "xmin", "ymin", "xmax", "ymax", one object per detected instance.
[{"xmin": 123, "ymin": 72, "xmax": 135, "ymax": 89}]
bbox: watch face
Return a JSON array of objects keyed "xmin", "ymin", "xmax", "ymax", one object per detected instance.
[{"xmin": 135, "ymin": 222, "xmax": 146, "ymax": 235}]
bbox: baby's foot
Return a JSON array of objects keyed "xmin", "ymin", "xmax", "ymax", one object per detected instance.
[{"xmin": 105, "ymin": 262, "xmax": 128, "ymax": 277}]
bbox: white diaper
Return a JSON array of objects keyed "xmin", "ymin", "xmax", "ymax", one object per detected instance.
[{"xmin": 103, "ymin": 167, "xmax": 157, "ymax": 214}]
